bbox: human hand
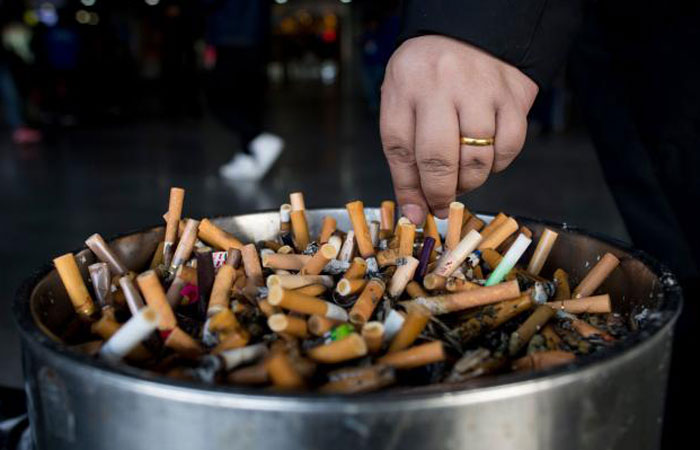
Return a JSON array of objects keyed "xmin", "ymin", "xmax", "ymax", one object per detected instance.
[{"xmin": 380, "ymin": 35, "xmax": 538, "ymax": 224}]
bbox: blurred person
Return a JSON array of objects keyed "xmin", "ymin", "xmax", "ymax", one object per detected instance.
[
  {"xmin": 203, "ymin": 0, "xmax": 283, "ymax": 181},
  {"xmin": 0, "ymin": 2, "xmax": 41, "ymax": 144},
  {"xmin": 381, "ymin": 1, "xmax": 699, "ymax": 447}
]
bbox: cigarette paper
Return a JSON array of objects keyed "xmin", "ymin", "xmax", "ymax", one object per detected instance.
[
  {"xmin": 198, "ymin": 218, "xmax": 243, "ymax": 251},
  {"xmin": 453, "ymin": 294, "xmax": 533, "ymax": 343},
  {"xmin": 85, "ymin": 233, "xmax": 128, "ymax": 276},
  {"xmin": 445, "ymin": 277, "xmax": 479, "ymax": 292},
  {"xmin": 196, "ymin": 343, "xmax": 268, "ymax": 383},
  {"xmin": 307, "ymin": 333, "xmax": 368, "ymax": 363},
  {"xmin": 262, "ymin": 253, "xmax": 311, "ymax": 271},
  {"xmin": 171, "ymin": 219, "xmax": 200, "ymax": 269},
  {"xmin": 279, "ymin": 204, "xmax": 292, "ymax": 233},
  {"xmin": 526, "ymin": 229, "xmax": 559, "ymax": 276},
  {"xmin": 267, "ymin": 274, "xmax": 334, "ymax": 290},
  {"xmin": 53, "ymin": 253, "xmax": 95, "ymax": 318},
  {"xmin": 398, "ymin": 223, "xmax": 416, "ymax": 257},
  {"xmin": 446, "ymin": 202, "xmax": 464, "ymax": 251},
  {"xmin": 388, "ymin": 304, "xmax": 431, "ymax": 353},
  {"xmin": 307, "ymin": 315, "xmax": 340, "ymax": 336},
  {"xmin": 349, "ymin": 278, "xmax": 386, "ymax": 325},
  {"xmin": 136, "ymin": 270, "xmax": 177, "ymax": 330},
  {"xmin": 100, "ymin": 307, "xmax": 159, "ymax": 363},
  {"xmin": 268, "ymin": 285, "xmax": 348, "ymax": 321},
  {"xmin": 338, "ymin": 230, "xmax": 356, "ymax": 262},
  {"xmin": 164, "ymin": 187, "xmax": 185, "ymax": 245},
  {"xmin": 409, "ymin": 280, "xmax": 521, "ymax": 315},
  {"xmin": 573, "ymin": 253, "xmax": 620, "ymax": 298},
  {"xmin": 388, "ymin": 256, "xmax": 420, "ymax": 298},
  {"xmin": 266, "ymin": 352, "xmax": 304, "ymax": 389},
  {"xmin": 345, "ymin": 200, "xmax": 375, "ymax": 258},
  {"xmin": 361, "ymin": 322, "xmax": 385, "ymax": 353},
  {"xmin": 433, "ymin": 230, "xmax": 483, "ymax": 278},
  {"xmin": 335, "ymin": 278, "xmax": 368, "ymax": 297},
  {"xmin": 478, "ymin": 217, "xmax": 518, "ymax": 250},
  {"xmin": 320, "ymin": 365, "xmax": 395, "ymax": 394},
  {"xmin": 546, "ymin": 294, "xmax": 611, "ymax": 314},
  {"xmin": 508, "ymin": 305, "xmax": 555, "ymax": 356},
  {"xmin": 268, "ymin": 313, "xmax": 309, "ymax": 338},
  {"xmin": 207, "ymin": 264, "xmax": 237, "ymax": 316},
  {"xmin": 378, "ymin": 341, "xmax": 445, "ymax": 369},
  {"xmin": 383, "ymin": 309, "xmax": 405, "ymax": 342},
  {"xmin": 380, "ymin": 201, "xmax": 396, "ymax": 233},
  {"xmin": 479, "ymin": 213, "xmax": 507, "ymax": 239},
  {"xmin": 318, "ymin": 216, "xmax": 337, "ymax": 244},
  {"xmin": 301, "ymin": 243, "xmax": 338, "ymax": 275},
  {"xmin": 512, "ymin": 351, "xmax": 575, "ymax": 372},
  {"xmin": 293, "ymin": 284, "xmax": 327, "ymax": 296},
  {"xmin": 485, "ymin": 234, "xmax": 532, "ymax": 286},
  {"xmin": 241, "ymin": 243, "xmax": 264, "ymax": 286},
  {"xmin": 88, "ymin": 262, "xmax": 113, "ymax": 309}
]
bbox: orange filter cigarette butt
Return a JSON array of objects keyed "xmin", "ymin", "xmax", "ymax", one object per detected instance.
[
  {"xmin": 268, "ymin": 285, "xmax": 348, "ymax": 321},
  {"xmin": 423, "ymin": 213, "xmax": 443, "ymax": 253},
  {"xmin": 445, "ymin": 278, "xmax": 480, "ymax": 292},
  {"xmin": 164, "ymin": 327, "xmax": 203, "ymax": 358},
  {"xmin": 423, "ymin": 273, "xmax": 446, "ymax": 291},
  {"xmin": 343, "ymin": 257, "xmax": 367, "ymax": 280},
  {"xmin": 553, "ymin": 268, "xmax": 571, "ymax": 300},
  {"xmin": 207, "ymin": 264, "xmax": 237, "ymax": 316},
  {"xmin": 197, "ymin": 218, "xmax": 243, "ymax": 251},
  {"xmin": 573, "ymin": 253, "xmax": 620, "ymax": 298},
  {"xmin": 335, "ymin": 278, "xmax": 368, "ymax": 297},
  {"xmin": 405, "ymin": 281, "xmax": 428, "ymax": 299},
  {"xmin": 361, "ymin": 321, "xmax": 385, "ymax": 353},
  {"xmin": 478, "ymin": 217, "xmax": 518, "ymax": 250},
  {"xmin": 345, "ymin": 200, "xmax": 375, "ymax": 258},
  {"xmin": 378, "ymin": 341, "xmax": 445, "ymax": 369},
  {"xmin": 508, "ymin": 305, "xmax": 555, "ymax": 356},
  {"xmin": 307, "ymin": 315, "xmax": 340, "ymax": 336},
  {"xmin": 570, "ymin": 317, "xmax": 615, "ymax": 341},
  {"xmin": 481, "ymin": 248, "xmax": 503, "ymax": 270},
  {"xmin": 387, "ymin": 304, "xmax": 431, "ymax": 353},
  {"xmin": 462, "ymin": 216, "xmax": 485, "ymax": 237},
  {"xmin": 293, "ymin": 284, "xmax": 327, "ymax": 297},
  {"xmin": 526, "ymin": 228, "xmax": 559, "ymax": 276},
  {"xmin": 380, "ymin": 200, "xmax": 396, "ymax": 233},
  {"xmin": 241, "ymin": 243, "xmax": 264, "ymax": 286},
  {"xmin": 258, "ymin": 299, "xmax": 281, "ymax": 318},
  {"xmin": 546, "ymin": 294, "xmax": 612, "ymax": 314},
  {"xmin": 268, "ymin": 313, "xmax": 309, "ymax": 338},
  {"xmin": 512, "ymin": 350, "xmax": 575, "ymax": 372},
  {"xmin": 479, "ymin": 213, "xmax": 507, "ymax": 239},
  {"xmin": 171, "ymin": 219, "xmax": 200, "ymax": 269},
  {"xmin": 398, "ymin": 223, "xmax": 416, "ymax": 257},
  {"xmin": 262, "ymin": 253, "xmax": 311, "ymax": 271},
  {"xmin": 377, "ymin": 248, "xmax": 400, "ymax": 267},
  {"xmin": 387, "ymin": 256, "xmax": 420, "ymax": 298},
  {"xmin": 410, "ymin": 280, "xmax": 521, "ymax": 315},
  {"xmin": 290, "ymin": 192, "xmax": 310, "ymax": 251},
  {"xmin": 445, "ymin": 202, "xmax": 464, "ymax": 250},
  {"xmin": 266, "ymin": 352, "xmax": 305, "ymax": 389},
  {"xmin": 279, "ymin": 204, "xmax": 292, "ymax": 234},
  {"xmin": 267, "ymin": 274, "xmax": 334, "ymax": 290},
  {"xmin": 301, "ymin": 244, "xmax": 338, "ymax": 275},
  {"xmin": 164, "ymin": 187, "xmax": 185, "ymax": 247},
  {"xmin": 318, "ymin": 216, "xmax": 337, "ymax": 244},
  {"xmin": 136, "ymin": 270, "xmax": 177, "ymax": 330},
  {"xmin": 307, "ymin": 333, "xmax": 368, "ymax": 363},
  {"xmin": 53, "ymin": 253, "xmax": 95, "ymax": 318},
  {"xmin": 349, "ymin": 278, "xmax": 386, "ymax": 325}
]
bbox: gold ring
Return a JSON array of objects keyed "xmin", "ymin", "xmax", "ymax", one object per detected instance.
[{"xmin": 460, "ymin": 136, "xmax": 494, "ymax": 146}]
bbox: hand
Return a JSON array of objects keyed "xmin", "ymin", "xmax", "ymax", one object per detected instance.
[{"xmin": 380, "ymin": 35, "xmax": 538, "ymax": 224}]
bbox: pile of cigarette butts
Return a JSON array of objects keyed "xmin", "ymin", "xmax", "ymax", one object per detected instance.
[{"xmin": 52, "ymin": 188, "xmax": 631, "ymax": 393}]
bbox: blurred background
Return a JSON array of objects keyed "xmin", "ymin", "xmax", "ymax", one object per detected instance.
[{"xmin": 0, "ymin": 0, "xmax": 626, "ymax": 387}]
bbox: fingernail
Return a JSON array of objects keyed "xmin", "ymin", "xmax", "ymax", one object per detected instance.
[{"xmin": 401, "ymin": 204, "xmax": 425, "ymax": 225}]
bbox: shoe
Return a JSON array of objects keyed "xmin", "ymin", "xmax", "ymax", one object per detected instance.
[
  {"xmin": 12, "ymin": 127, "xmax": 42, "ymax": 145},
  {"xmin": 249, "ymin": 133, "xmax": 284, "ymax": 176},
  {"xmin": 219, "ymin": 153, "xmax": 264, "ymax": 181}
]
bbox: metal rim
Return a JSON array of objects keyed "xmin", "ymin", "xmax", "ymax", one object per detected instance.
[{"xmin": 12, "ymin": 210, "xmax": 683, "ymax": 407}]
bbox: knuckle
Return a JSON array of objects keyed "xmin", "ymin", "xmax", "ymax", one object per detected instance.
[
  {"xmin": 418, "ymin": 156, "xmax": 457, "ymax": 176},
  {"xmin": 384, "ymin": 141, "xmax": 415, "ymax": 165}
]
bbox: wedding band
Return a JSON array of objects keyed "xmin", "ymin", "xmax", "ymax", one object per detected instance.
[{"xmin": 460, "ymin": 136, "xmax": 495, "ymax": 146}]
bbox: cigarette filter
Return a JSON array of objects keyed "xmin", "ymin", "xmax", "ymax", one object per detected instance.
[
  {"xmin": 53, "ymin": 253, "xmax": 95, "ymax": 318},
  {"xmin": 546, "ymin": 295, "xmax": 611, "ymax": 314},
  {"xmin": 241, "ymin": 244, "xmax": 264, "ymax": 287},
  {"xmin": 327, "ymin": 235, "xmax": 343, "ymax": 253},
  {"xmin": 526, "ymin": 228, "xmax": 559, "ymax": 276},
  {"xmin": 320, "ymin": 365, "xmax": 395, "ymax": 394},
  {"xmin": 553, "ymin": 268, "xmax": 571, "ymax": 300},
  {"xmin": 207, "ymin": 264, "xmax": 236, "ymax": 316},
  {"xmin": 446, "ymin": 202, "xmax": 465, "ymax": 251},
  {"xmin": 349, "ymin": 278, "xmax": 386, "ymax": 325},
  {"xmin": 376, "ymin": 248, "xmax": 400, "ymax": 267},
  {"xmin": 423, "ymin": 213, "xmax": 443, "ymax": 252},
  {"xmin": 262, "ymin": 253, "xmax": 311, "ymax": 271},
  {"xmin": 485, "ymin": 234, "xmax": 532, "ymax": 286},
  {"xmin": 445, "ymin": 277, "xmax": 479, "ymax": 292},
  {"xmin": 266, "ymin": 352, "xmax": 304, "ymax": 389},
  {"xmin": 345, "ymin": 201, "xmax": 375, "ymax": 258},
  {"xmin": 212, "ymin": 331, "xmax": 250, "ymax": 354},
  {"xmin": 398, "ymin": 223, "xmax": 416, "ymax": 257},
  {"xmin": 335, "ymin": 278, "xmax": 368, "ymax": 297},
  {"xmin": 541, "ymin": 324, "xmax": 562, "ymax": 350},
  {"xmin": 380, "ymin": 200, "xmax": 396, "ymax": 232},
  {"xmin": 388, "ymin": 304, "xmax": 431, "ymax": 353},
  {"xmin": 290, "ymin": 203, "xmax": 310, "ymax": 251},
  {"xmin": 136, "ymin": 270, "xmax": 177, "ymax": 330},
  {"xmin": 267, "ymin": 274, "xmax": 334, "ymax": 290},
  {"xmin": 378, "ymin": 341, "xmax": 445, "ymax": 369},
  {"xmin": 423, "ymin": 273, "xmax": 446, "ymax": 291},
  {"xmin": 343, "ymin": 257, "xmax": 367, "ymax": 280},
  {"xmin": 150, "ymin": 241, "xmax": 165, "ymax": 270},
  {"xmin": 433, "ymin": 230, "xmax": 483, "ymax": 278},
  {"xmin": 387, "ymin": 256, "xmax": 420, "ymax": 298},
  {"xmin": 300, "ymin": 243, "xmax": 338, "ymax": 275},
  {"xmin": 293, "ymin": 284, "xmax": 327, "ymax": 297},
  {"xmin": 568, "ymin": 317, "xmax": 615, "ymax": 342},
  {"xmin": 479, "ymin": 213, "xmax": 507, "ymax": 239},
  {"xmin": 405, "ymin": 281, "xmax": 428, "ymax": 299},
  {"xmin": 100, "ymin": 307, "xmax": 159, "ymax": 363},
  {"xmin": 307, "ymin": 333, "xmax": 368, "ymax": 363},
  {"xmin": 279, "ymin": 204, "xmax": 292, "ymax": 234},
  {"xmin": 85, "ymin": 233, "xmax": 128, "ymax": 276},
  {"xmin": 171, "ymin": 219, "xmax": 200, "ymax": 269},
  {"xmin": 318, "ymin": 216, "xmax": 337, "ymax": 244},
  {"xmin": 478, "ymin": 217, "xmax": 519, "ymax": 250},
  {"xmin": 361, "ymin": 322, "xmax": 385, "ymax": 353},
  {"xmin": 512, "ymin": 350, "xmax": 575, "ymax": 372},
  {"xmin": 410, "ymin": 280, "xmax": 521, "ymax": 315},
  {"xmin": 508, "ymin": 305, "xmax": 555, "ymax": 356},
  {"xmin": 268, "ymin": 285, "xmax": 348, "ymax": 321},
  {"xmin": 462, "ymin": 216, "xmax": 485, "ymax": 236},
  {"xmin": 573, "ymin": 253, "xmax": 620, "ymax": 298},
  {"xmin": 268, "ymin": 313, "xmax": 309, "ymax": 338},
  {"xmin": 198, "ymin": 218, "xmax": 243, "ymax": 251},
  {"xmin": 164, "ymin": 187, "xmax": 185, "ymax": 245},
  {"xmin": 308, "ymin": 315, "xmax": 340, "ymax": 336}
]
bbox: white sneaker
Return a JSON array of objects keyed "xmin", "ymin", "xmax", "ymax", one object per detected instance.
[
  {"xmin": 218, "ymin": 153, "xmax": 264, "ymax": 180},
  {"xmin": 249, "ymin": 133, "xmax": 284, "ymax": 175}
]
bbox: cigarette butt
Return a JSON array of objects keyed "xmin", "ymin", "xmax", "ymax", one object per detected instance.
[
  {"xmin": 241, "ymin": 243, "xmax": 264, "ymax": 287},
  {"xmin": 279, "ymin": 204, "xmax": 292, "ymax": 233},
  {"xmin": 526, "ymin": 229, "xmax": 559, "ymax": 276},
  {"xmin": 88, "ymin": 262, "xmax": 112, "ymax": 309},
  {"xmin": 320, "ymin": 365, "xmax": 395, "ymax": 394},
  {"xmin": 498, "ymin": 226, "xmax": 533, "ymax": 254},
  {"xmin": 445, "ymin": 278, "xmax": 480, "ymax": 292},
  {"xmin": 171, "ymin": 219, "xmax": 200, "ymax": 269},
  {"xmin": 53, "ymin": 253, "xmax": 95, "ymax": 318},
  {"xmin": 387, "ymin": 304, "xmax": 431, "ymax": 353},
  {"xmin": 150, "ymin": 241, "xmax": 166, "ymax": 270},
  {"xmin": 99, "ymin": 307, "xmax": 159, "ymax": 362},
  {"xmin": 262, "ymin": 253, "xmax": 311, "ymax": 271},
  {"xmin": 433, "ymin": 229, "xmax": 483, "ymax": 278},
  {"xmin": 301, "ymin": 244, "xmax": 338, "ymax": 275},
  {"xmin": 307, "ymin": 315, "xmax": 340, "ymax": 336},
  {"xmin": 227, "ymin": 361, "xmax": 269, "ymax": 385},
  {"xmin": 268, "ymin": 285, "xmax": 348, "ymax": 321},
  {"xmin": 462, "ymin": 216, "xmax": 485, "ymax": 237},
  {"xmin": 179, "ymin": 265, "xmax": 198, "ymax": 285},
  {"xmin": 307, "ymin": 333, "xmax": 367, "ymax": 363},
  {"xmin": 423, "ymin": 213, "xmax": 443, "ymax": 252},
  {"xmin": 349, "ymin": 278, "xmax": 386, "ymax": 325},
  {"xmin": 479, "ymin": 213, "xmax": 507, "ymax": 239},
  {"xmin": 266, "ymin": 352, "xmax": 305, "ymax": 389},
  {"xmin": 508, "ymin": 305, "xmax": 555, "ymax": 356},
  {"xmin": 546, "ymin": 294, "xmax": 611, "ymax": 314},
  {"xmin": 92, "ymin": 312, "xmax": 151, "ymax": 361},
  {"xmin": 119, "ymin": 275, "xmax": 145, "ymax": 315},
  {"xmin": 553, "ymin": 269, "xmax": 571, "ymax": 300},
  {"xmin": 406, "ymin": 281, "xmax": 428, "ymax": 299},
  {"xmin": 377, "ymin": 248, "xmax": 400, "ymax": 267},
  {"xmin": 335, "ymin": 278, "xmax": 368, "ymax": 297},
  {"xmin": 195, "ymin": 247, "xmax": 215, "ymax": 313},
  {"xmin": 415, "ymin": 237, "xmax": 435, "ymax": 282},
  {"xmin": 318, "ymin": 216, "xmax": 337, "ymax": 244},
  {"xmin": 345, "ymin": 200, "xmax": 375, "ymax": 258},
  {"xmin": 136, "ymin": 270, "xmax": 177, "ymax": 330},
  {"xmin": 267, "ymin": 274, "xmax": 334, "ymax": 290},
  {"xmin": 387, "ymin": 256, "xmax": 420, "ymax": 298},
  {"xmin": 258, "ymin": 299, "xmax": 280, "ymax": 318},
  {"xmin": 338, "ymin": 230, "xmax": 356, "ymax": 262},
  {"xmin": 453, "ymin": 294, "xmax": 533, "ymax": 343},
  {"xmin": 290, "ymin": 209, "xmax": 310, "ymax": 252},
  {"xmin": 198, "ymin": 218, "xmax": 243, "ymax": 251},
  {"xmin": 207, "ymin": 264, "xmax": 236, "ymax": 316},
  {"xmin": 327, "ymin": 234, "xmax": 343, "ymax": 253},
  {"xmin": 478, "ymin": 217, "xmax": 518, "ymax": 250},
  {"xmin": 512, "ymin": 350, "xmax": 575, "ymax": 372},
  {"xmin": 261, "ymin": 240, "xmax": 282, "ymax": 252},
  {"xmin": 165, "ymin": 327, "xmax": 204, "ymax": 358},
  {"xmin": 380, "ymin": 200, "xmax": 396, "ymax": 232},
  {"xmin": 268, "ymin": 313, "xmax": 309, "ymax": 338},
  {"xmin": 85, "ymin": 233, "xmax": 128, "ymax": 276},
  {"xmin": 164, "ymin": 187, "xmax": 185, "ymax": 244},
  {"xmin": 369, "ymin": 221, "xmax": 381, "ymax": 248},
  {"xmin": 573, "ymin": 253, "xmax": 620, "ymax": 298},
  {"xmin": 481, "ymin": 248, "xmax": 503, "ymax": 270},
  {"xmin": 473, "ymin": 265, "xmax": 484, "ymax": 280},
  {"xmin": 293, "ymin": 284, "xmax": 327, "ymax": 297},
  {"xmin": 343, "ymin": 257, "xmax": 367, "ymax": 280},
  {"xmin": 485, "ymin": 233, "xmax": 532, "ymax": 286},
  {"xmin": 398, "ymin": 223, "xmax": 416, "ymax": 257},
  {"xmin": 446, "ymin": 202, "xmax": 464, "ymax": 251},
  {"xmin": 277, "ymin": 245, "xmax": 294, "ymax": 254},
  {"xmin": 409, "ymin": 280, "xmax": 521, "ymax": 315},
  {"xmin": 541, "ymin": 324, "xmax": 562, "ymax": 350},
  {"xmin": 423, "ymin": 273, "xmax": 446, "ymax": 291},
  {"xmin": 378, "ymin": 341, "xmax": 445, "ymax": 369},
  {"xmin": 361, "ymin": 322, "xmax": 385, "ymax": 353},
  {"xmin": 569, "ymin": 317, "xmax": 615, "ymax": 341}
]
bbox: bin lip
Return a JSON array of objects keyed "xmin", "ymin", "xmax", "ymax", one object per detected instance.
[{"xmin": 12, "ymin": 209, "xmax": 683, "ymax": 405}]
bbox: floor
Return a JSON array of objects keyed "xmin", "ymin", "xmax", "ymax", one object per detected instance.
[{"xmin": 0, "ymin": 84, "xmax": 627, "ymax": 388}]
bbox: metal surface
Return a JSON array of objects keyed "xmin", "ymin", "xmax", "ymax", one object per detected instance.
[{"xmin": 14, "ymin": 209, "xmax": 682, "ymax": 450}]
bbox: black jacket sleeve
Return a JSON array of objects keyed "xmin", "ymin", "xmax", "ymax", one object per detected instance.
[{"xmin": 398, "ymin": 0, "xmax": 582, "ymax": 88}]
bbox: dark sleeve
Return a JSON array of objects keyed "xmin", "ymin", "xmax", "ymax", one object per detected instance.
[{"xmin": 398, "ymin": 0, "xmax": 582, "ymax": 88}]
